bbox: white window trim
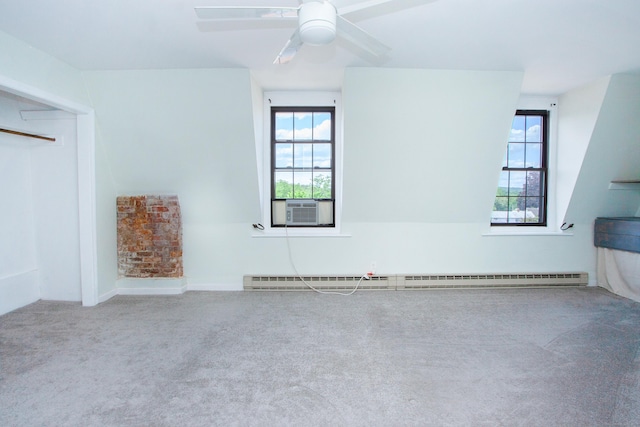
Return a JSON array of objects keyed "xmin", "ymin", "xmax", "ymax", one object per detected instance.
[
  {"xmin": 256, "ymin": 91, "xmax": 345, "ymax": 237},
  {"xmin": 484, "ymin": 96, "xmax": 567, "ymax": 236}
]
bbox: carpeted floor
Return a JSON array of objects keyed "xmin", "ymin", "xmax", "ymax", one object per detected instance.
[{"xmin": 1, "ymin": 287, "xmax": 640, "ymax": 426}]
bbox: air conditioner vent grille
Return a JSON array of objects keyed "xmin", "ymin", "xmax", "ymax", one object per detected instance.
[{"xmin": 286, "ymin": 199, "xmax": 318, "ymax": 226}]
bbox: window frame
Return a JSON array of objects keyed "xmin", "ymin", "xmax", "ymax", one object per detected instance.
[
  {"xmin": 259, "ymin": 91, "xmax": 343, "ymax": 236},
  {"xmin": 491, "ymin": 109, "xmax": 549, "ymax": 227},
  {"xmin": 270, "ymin": 106, "xmax": 336, "ymax": 209}
]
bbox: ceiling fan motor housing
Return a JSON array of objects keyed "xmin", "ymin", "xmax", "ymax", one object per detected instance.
[{"xmin": 298, "ymin": 1, "xmax": 337, "ymax": 45}]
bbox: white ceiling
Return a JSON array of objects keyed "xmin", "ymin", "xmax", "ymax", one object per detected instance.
[{"xmin": 0, "ymin": 0, "xmax": 639, "ymax": 94}]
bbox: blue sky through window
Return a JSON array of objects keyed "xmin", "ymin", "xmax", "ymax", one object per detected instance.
[{"xmin": 274, "ymin": 111, "xmax": 332, "ymax": 171}]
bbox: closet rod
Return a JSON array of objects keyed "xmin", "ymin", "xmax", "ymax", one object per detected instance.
[{"xmin": 0, "ymin": 127, "xmax": 55, "ymax": 142}]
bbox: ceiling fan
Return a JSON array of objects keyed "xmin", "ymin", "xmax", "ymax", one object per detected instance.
[{"xmin": 195, "ymin": 0, "xmax": 426, "ymax": 64}]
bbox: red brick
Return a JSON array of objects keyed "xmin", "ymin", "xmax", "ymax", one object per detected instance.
[{"xmin": 117, "ymin": 195, "xmax": 183, "ymax": 279}]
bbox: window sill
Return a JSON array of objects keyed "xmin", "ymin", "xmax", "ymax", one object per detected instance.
[
  {"xmin": 252, "ymin": 229, "xmax": 351, "ymax": 238},
  {"xmin": 483, "ymin": 227, "xmax": 573, "ymax": 237}
]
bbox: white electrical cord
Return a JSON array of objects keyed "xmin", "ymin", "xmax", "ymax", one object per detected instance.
[{"xmin": 284, "ymin": 225, "xmax": 367, "ymax": 295}]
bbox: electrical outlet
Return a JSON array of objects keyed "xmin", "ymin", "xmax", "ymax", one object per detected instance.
[{"xmin": 369, "ymin": 262, "xmax": 377, "ymax": 275}]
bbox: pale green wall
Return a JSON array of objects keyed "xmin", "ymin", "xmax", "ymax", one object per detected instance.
[
  {"xmin": 84, "ymin": 67, "xmax": 638, "ymax": 289},
  {"xmin": 82, "ymin": 69, "xmax": 261, "ymax": 292},
  {"xmin": 0, "ymin": 31, "xmax": 89, "ymax": 106},
  {"xmin": 342, "ymin": 68, "xmax": 523, "ymax": 223},
  {"xmin": 557, "ymin": 77, "xmax": 610, "ymax": 224},
  {"xmin": 564, "ymin": 74, "xmax": 640, "ymax": 223},
  {"xmin": 3, "ymin": 26, "xmax": 640, "ymax": 292},
  {"xmin": 0, "ymin": 30, "xmax": 116, "ymax": 303}
]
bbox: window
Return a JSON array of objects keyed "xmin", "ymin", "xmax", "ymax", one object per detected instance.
[
  {"xmin": 492, "ymin": 110, "xmax": 548, "ymax": 226},
  {"xmin": 270, "ymin": 106, "xmax": 335, "ymax": 227}
]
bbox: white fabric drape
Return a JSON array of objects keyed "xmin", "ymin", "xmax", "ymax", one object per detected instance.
[{"xmin": 597, "ymin": 247, "xmax": 640, "ymax": 303}]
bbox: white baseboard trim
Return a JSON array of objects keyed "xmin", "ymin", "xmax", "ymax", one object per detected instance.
[
  {"xmin": 98, "ymin": 288, "xmax": 118, "ymax": 303},
  {"xmin": 187, "ymin": 283, "xmax": 242, "ymax": 292},
  {"xmin": 0, "ymin": 270, "xmax": 40, "ymax": 316},
  {"xmin": 117, "ymin": 286, "xmax": 187, "ymax": 296},
  {"xmin": 95, "ymin": 278, "xmax": 241, "ymax": 304},
  {"xmin": 117, "ymin": 277, "xmax": 187, "ymax": 295}
]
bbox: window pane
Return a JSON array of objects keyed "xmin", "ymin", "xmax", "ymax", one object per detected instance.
[
  {"xmin": 313, "ymin": 143, "xmax": 332, "ymax": 168},
  {"xmin": 532, "ymin": 197, "xmax": 545, "ymax": 223},
  {"xmin": 275, "ymin": 112, "xmax": 293, "ymax": 141},
  {"xmin": 525, "ymin": 116, "xmax": 542, "ymax": 142},
  {"xmin": 294, "ymin": 144, "xmax": 313, "ymax": 168},
  {"xmin": 509, "ymin": 171, "xmax": 526, "ymax": 195},
  {"xmin": 507, "ymin": 143, "xmax": 525, "ymax": 168},
  {"xmin": 510, "ymin": 198, "xmax": 526, "ymax": 223},
  {"xmin": 275, "ymin": 143, "xmax": 293, "ymax": 168},
  {"xmin": 313, "ymin": 172, "xmax": 332, "ymax": 199},
  {"xmin": 313, "ymin": 112, "xmax": 332, "ymax": 141},
  {"xmin": 525, "ymin": 143, "xmax": 542, "ymax": 168},
  {"xmin": 293, "ymin": 172, "xmax": 312, "ymax": 198},
  {"xmin": 509, "ymin": 116, "xmax": 525, "ymax": 142},
  {"xmin": 274, "ymin": 171, "xmax": 293, "ymax": 199},
  {"xmin": 525, "ymin": 197, "xmax": 542, "ymax": 223},
  {"xmin": 294, "ymin": 112, "xmax": 313, "ymax": 141},
  {"xmin": 492, "ymin": 196, "xmax": 509, "ymax": 223},
  {"xmin": 524, "ymin": 171, "xmax": 542, "ymax": 197},
  {"xmin": 498, "ymin": 171, "xmax": 510, "ymax": 191}
]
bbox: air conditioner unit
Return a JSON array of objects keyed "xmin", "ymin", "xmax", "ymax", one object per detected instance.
[{"xmin": 286, "ymin": 199, "xmax": 318, "ymax": 226}]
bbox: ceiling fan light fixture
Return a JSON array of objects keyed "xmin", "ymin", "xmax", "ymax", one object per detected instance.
[{"xmin": 298, "ymin": 1, "xmax": 337, "ymax": 45}]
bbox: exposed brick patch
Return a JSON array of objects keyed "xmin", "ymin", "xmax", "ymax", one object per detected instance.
[{"xmin": 117, "ymin": 195, "xmax": 183, "ymax": 278}]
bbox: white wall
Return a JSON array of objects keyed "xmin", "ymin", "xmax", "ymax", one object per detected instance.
[
  {"xmin": 94, "ymin": 129, "xmax": 118, "ymax": 300},
  {"xmin": 0, "ymin": 102, "xmax": 39, "ymax": 313},
  {"xmin": 0, "ymin": 94, "xmax": 81, "ymax": 314},
  {"xmin": 0, "ymin": 30, "xmax": 105, "ymax": 311},
  {"xmin": 557, "ymin": 77, "xmax": 610, "ymax": 224},
  {"xmin": 342, "ymin": 68, "xmax": 522, "ymax": 223},
  {"xmin": 83, "ymin": 69, "xmax": 261, "ymax": 294},
  {"xmin": 564, "ymin": 73, "xmax": 640, "ymax": 223},
  {"xmin": 83, "ymin": 67, "xmax": 607, "ymax": 289},
  {"xmin": 3, "ymin": 22, "xmax": 638, "ymax": 295},
  {"xmin": 0, "ymin": 31, "xmax": 89, "ymax": 106}
]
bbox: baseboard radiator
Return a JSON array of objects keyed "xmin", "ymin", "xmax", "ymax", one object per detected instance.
[
  {"xmin": 243, "ymin": 272, "xmax": 588, "ymax": 291},
  {"xmin": 244, "ymin": 275, "xmax": 395, "ymax": 291}
]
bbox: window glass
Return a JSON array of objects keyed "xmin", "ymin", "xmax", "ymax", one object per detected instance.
[
  {"xmin": 507, "ymin": 143, "xmax": 524, "ymax": 168},
  {"xmin": 294, "ymin": 144, "xmax": 313, "ymax": 168},
  {"xmin": 509, "ymin": 115, "xmax": 526, "ymax": 142},
  {"xmin": 275, "ymin": 112, "xmax": 293, "ymax": 141},
  {"xmin": 525, "ymin": 143, "xmax": 542, "ymax": 168},
  {"xmin": 313, "ymin": 112, "xmax": 332, "ymax": 140},
  {"xmin": 492, "ymin": 110, "xmax": 548, "ymax": 226},
  {"xmin": 293, "ymin": 172, "xmax": 313, "ymax": 198},
  {"xmin": 274, "ymin": 171, "xmax": 293, "ymax": 198},
  {"xmin": 313, "ymin": 143, "xmax": 332, "ymax": 168},
  {"xmin": 271, "ymin": 106, "xmax": 336, "ymax": 227},
  {"xmin": 525, "ymin": 116, "xmax": 542, "ymax": 142},
  {"xmin": 275, "ymin": 143, "xmax": 292, "ymax": 168}
]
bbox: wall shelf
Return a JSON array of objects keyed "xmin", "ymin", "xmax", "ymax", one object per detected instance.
[{"xmin": 609, "ymin": 180, "xmax": 640, "ymax": 190}]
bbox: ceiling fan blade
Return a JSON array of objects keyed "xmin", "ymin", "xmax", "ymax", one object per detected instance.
[
  {"xmin": 336, "ymin": 15, "xmax": 390, "ymax": 58},
  {"xmin": 335, "ymin": 0, "xmax": 435, "ymax": 16},
  {"xmin": 274, "ymin": 30, "xmax": 304, "ymax": 64},
  {"xmin": 334, "ymin": 0, "xmax": 396, "ymax": 14},
  {"xmin": 195, "ymin": 6, "xmax": 298, "ymax": 20}
]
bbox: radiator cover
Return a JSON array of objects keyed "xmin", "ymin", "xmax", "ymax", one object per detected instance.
[{"xmin": 244, "ymin": 272, "xmax": 588, "ymax": 291}]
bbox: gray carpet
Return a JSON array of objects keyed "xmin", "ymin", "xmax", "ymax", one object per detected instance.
[{"xmin": 1, "ymin": 287, "xmax": 640, "ymax": 426}]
